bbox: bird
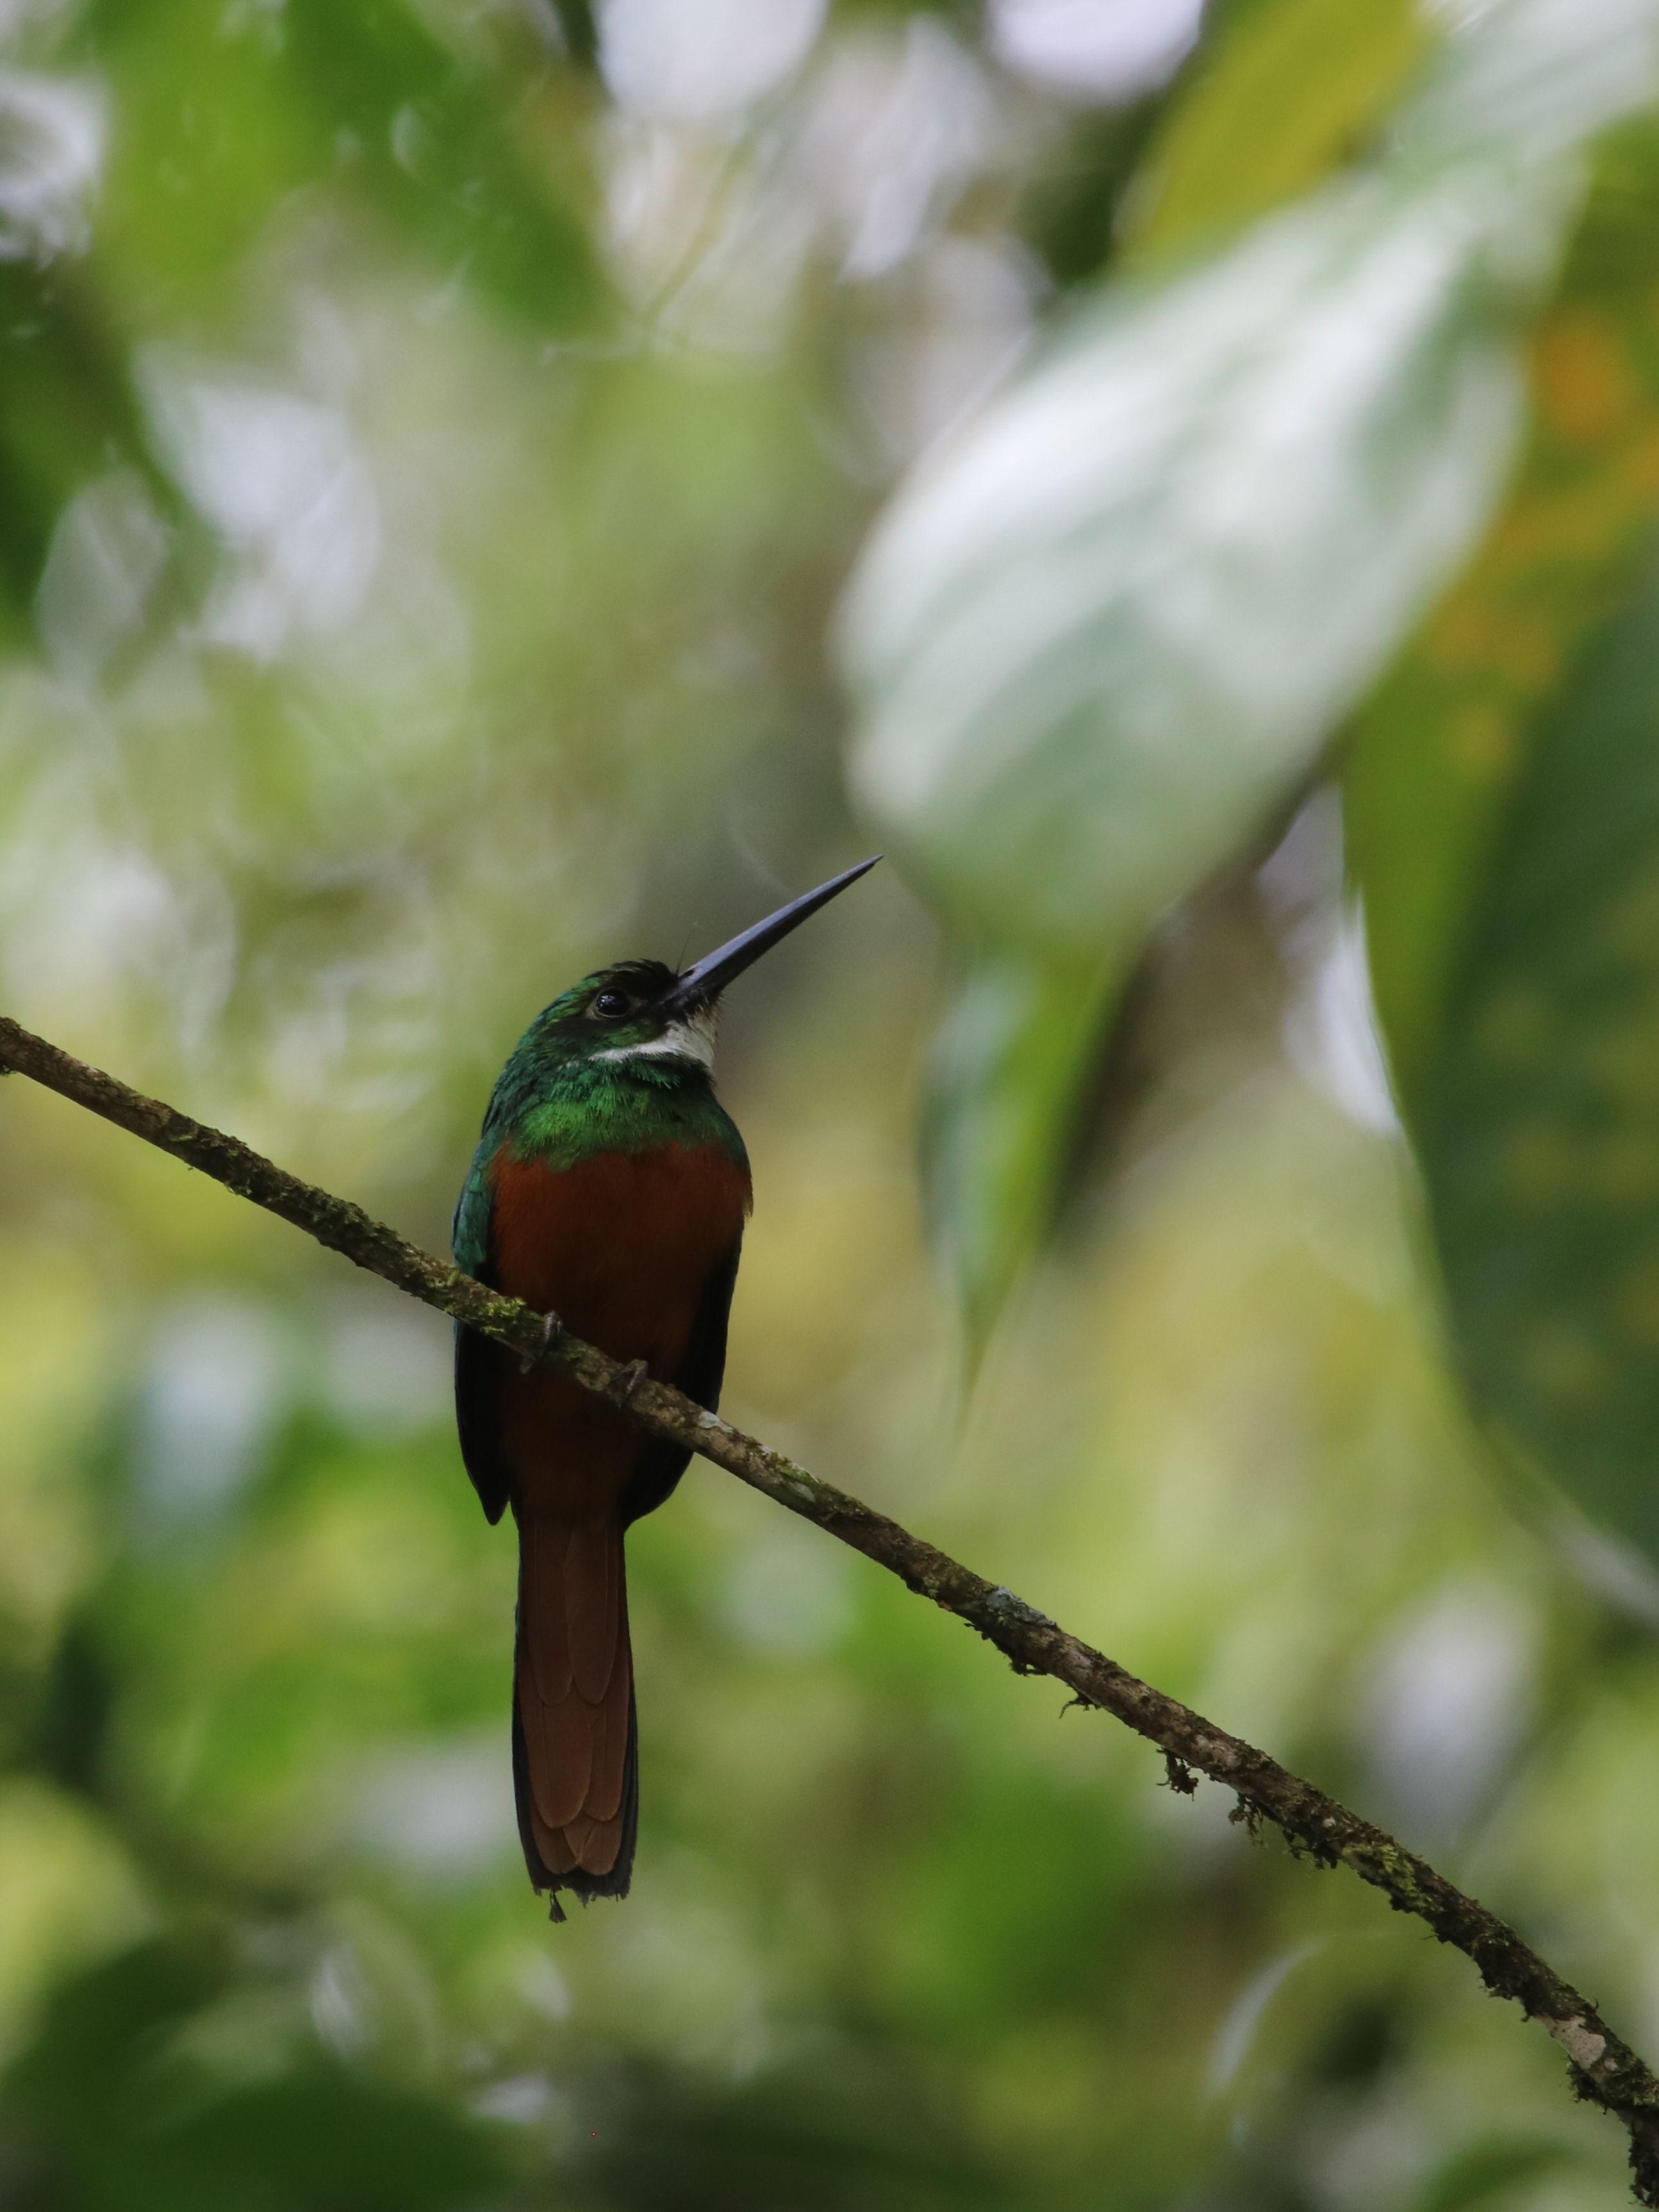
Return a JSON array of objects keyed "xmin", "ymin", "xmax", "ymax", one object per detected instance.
[{"xmin": 452, "ymin": 857, "xmax": 880, "ymax": 1915}]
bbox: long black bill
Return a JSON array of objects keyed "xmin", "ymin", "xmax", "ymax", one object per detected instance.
[{"xmin": 669, "ymin": 856, "xmax": 881, "ymax": 1014}]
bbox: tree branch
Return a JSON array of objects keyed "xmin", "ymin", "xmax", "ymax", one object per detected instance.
[{"xmin": 3, "ymin": 1009, "xmax": 1656, "ymax": 2197}]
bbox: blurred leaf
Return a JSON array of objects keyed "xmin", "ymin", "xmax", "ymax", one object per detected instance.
[
  {"xmin": 1380, "ymin": 553, "xmax": 1659, "ymax": 1560},
  {"xmin": 1401, "ymin": 0, "xmax": 1659, "ymax": 169},
  {"xmin": 547, "ymin": 0, "xmax": 598, "ymax": 70},
  {"xmin": 1127, "ymin": 0, "xmax": 1430, "ymax": 260},
  {"xmin": 922, "ymin": 952, "xmax": 1117, "ymax": 1344},
  {"xmin": 845, "ymin": 164, "xmax": 1542, "ymax": 959},
  {"xmin": 0, "ymin": 263, "xmax": 177, "ymax": 634},
  {"xmin": 1348, "ymin": 130, "xmax": 1659, "ymax": 1558}
]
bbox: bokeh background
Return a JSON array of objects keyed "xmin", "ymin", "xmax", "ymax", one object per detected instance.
[{"xmin": 3, "ymin": 0, "xmax": 1659, "ymax": 2206}]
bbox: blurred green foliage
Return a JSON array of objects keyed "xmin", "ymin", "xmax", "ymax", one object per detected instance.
[
  {"xmin": 842, "ymin": 0, "xmax": 1659, "ymax": 1342},
  {"xmin": 1, "ymin": 1, "xmax": 1659, "ymax": 2208},
  {"xmin": 1123, "ymin": 0, "xmax": 1428, "ymax": 258}
]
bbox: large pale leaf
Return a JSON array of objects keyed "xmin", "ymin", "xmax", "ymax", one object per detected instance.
[{"xmin": 843, "ymin": 165, "xmax": 1541, "ymax": 961}]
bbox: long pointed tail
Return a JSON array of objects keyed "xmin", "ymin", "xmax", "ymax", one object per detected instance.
[{"xmin": 512, "ymin": 1517, "xmax": 638, "ymax": 1906}]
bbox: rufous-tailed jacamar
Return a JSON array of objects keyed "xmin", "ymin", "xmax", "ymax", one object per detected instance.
[{"xmin": 453, "ymin": 859, "xmax": 879, "ymax": 1913}]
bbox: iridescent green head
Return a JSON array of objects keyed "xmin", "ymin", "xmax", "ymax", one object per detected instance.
[{"xmin": 515, "ymin": 958, "xmax": 722, "ymax": 1077}]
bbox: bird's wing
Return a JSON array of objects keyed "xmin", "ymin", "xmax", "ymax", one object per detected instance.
[
  {"xmin": 618, "ymin": 1232, "xmax": 743, "ymax": 1527},
  {"xmin": 452, "ymin": 1143, "xmax": 513, "ymax": 1526}
]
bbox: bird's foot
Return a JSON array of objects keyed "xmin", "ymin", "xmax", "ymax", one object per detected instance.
[
  {"xmin": 611, "ymin": 1358, "xmax": 649, "ymax": 1405},
  {"xmin": 520, "ymin": 1311, "xmax": 565, "ymax": 1376}
]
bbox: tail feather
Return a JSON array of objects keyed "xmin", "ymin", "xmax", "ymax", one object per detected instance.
[
  {"xmin": 513, "ymin": 1519, "xmax": 638, "ymax": 1904},
  {"xmin": 524, "ymin": 1684, "xmax": 595, "ymax": 1828},
  {"xmin": 563, "ymin": 1523, "xmax": 622, "ymax": 1704},
  {"xmin": 520, "ymin": 1522, "xmax": 573, "ymax": 1703}
]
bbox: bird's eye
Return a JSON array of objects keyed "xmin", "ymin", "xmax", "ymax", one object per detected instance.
[{"xmin": 590, "ymin": 988, "xmax": 633, "ymax": 1020}]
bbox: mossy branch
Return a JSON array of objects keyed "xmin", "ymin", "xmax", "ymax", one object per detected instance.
[{"xmin": 3, "ymin": 1009, "xmax": 1656, "ymax": 2197}]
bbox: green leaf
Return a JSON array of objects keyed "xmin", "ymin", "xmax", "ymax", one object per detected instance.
[
  {"xmin": 1348, "ymin": 126, "xmax": 1659, "ymax": 1560},
  {"xmin": 922, "ymin": 952, "xmax": 1118, "ymax": 1345},
  {"xmin": 1382, "ymin": 556, "xmax": 1659, "ymax": 1560},
  {"xmin": 1127, "ymin": 0, "xmax": 1430, "ymax": 260}
]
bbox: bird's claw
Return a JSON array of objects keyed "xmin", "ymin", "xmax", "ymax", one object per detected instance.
[
  {"xmin": 612, "ymin": 1358, "xmax": 649, "ymax": 1405},
  {"xmin": 519, "ymin": 1311, "xmax": 565, "ymax": 1375}
]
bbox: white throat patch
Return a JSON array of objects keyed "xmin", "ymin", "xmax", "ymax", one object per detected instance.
[{"xmin": 594, "ymin": 1009, "xmax": 718, "ymax": 1070}]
